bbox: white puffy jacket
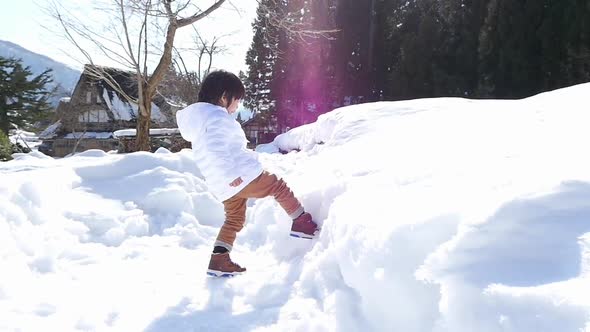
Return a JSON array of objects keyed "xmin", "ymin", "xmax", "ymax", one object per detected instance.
[{"xmin": 176, "ymin": 102, "xmax": 263, "ymax": 202}]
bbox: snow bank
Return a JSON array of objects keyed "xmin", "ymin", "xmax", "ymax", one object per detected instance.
[
  {"xmin": 255, "ymin": 83, "xmax": 590, "ymax": 331},
  {"xmin": 1, "ymin": 83, "xmax": 590, "ymax": 331},
  {"xmin": 0, "ymin": 149, "xmax": 223, "ymax": 330}
]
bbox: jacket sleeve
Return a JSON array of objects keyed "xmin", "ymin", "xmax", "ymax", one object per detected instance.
[{"xmin": 204, "ymin": 114, "xmax": 242, "ymax": 182}]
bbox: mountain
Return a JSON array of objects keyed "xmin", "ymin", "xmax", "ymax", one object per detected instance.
[{"xmin": 0, "ymin": 40, "xmax": 80, "ymax": 106}]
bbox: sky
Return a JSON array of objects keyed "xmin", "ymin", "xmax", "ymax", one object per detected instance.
[
  {"xmin": 3, "ymin": 82, "xmax": 590, "ymax": 331},
  {"xmin": 0, "ymin": 0, "xmax": 258, "ymax": 74}
]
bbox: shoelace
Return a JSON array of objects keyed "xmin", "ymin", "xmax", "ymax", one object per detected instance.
[{"xmin": 223, "ymin": 256, "xmax": 242, "ymax": 269}]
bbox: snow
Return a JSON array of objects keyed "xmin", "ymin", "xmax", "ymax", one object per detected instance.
[
  {"xmin": 9, "ymin": 130, "xmax": 40, "ymax": 143},
  {"xmin": 151, "ymin": 103, "xmax": 166, "ymax": 123},
  {"xmin": 103, "ymin": 89, "xmax": 132, "ymax": 121},
  {"xmin": 9, "ymin": 130, "xmax": 42, "ymax": 149},
  {"xmin": 102, "ymin": 90, "xmax": 167, "ymax": 123},
  {"xmin": 236, "ymin": 103, "xmax": 254, "ymax": 121},
  {"xmin": 64, "ymin": 132, "xmax": 113, "ymax": 139},
  {"xmin": 2, "ymin": 83, "xmax": 590, "ymax": 331},
  {"xmin": 255, "ymin": 143, "xmax": 280, "ymax": 154},
  {"xmin": 113, "ymin": 128, "xmax": 181, "ymax": 138},
  {"xmin": 38, "ymin": 120, "xmax": 62, "ymax": 139}
]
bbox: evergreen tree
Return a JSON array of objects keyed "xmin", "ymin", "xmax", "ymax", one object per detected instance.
[
  {"xmin": 248, "ymin": 0, "xmax": 589, "ymax": 119},
  {"xmin": 272, "ymin": 0, "xmax": 339, "ymax": 129},
  {"xmin": 0, "ymin": 130, "xmax": 12, "ymax": 161},
  {"xmin": 244, "ymin": 0, "xmax": 282, "ymax": 123},
  {"xmin": 477, "ymin": 0, "xmax": 541, "ymax": 97},
  {"xmin": 477, "ymin": 0, "xmax": 590, "ymax": 98},
  {"xmin": 565, "ymin": 0, "xmax": 590, "ymax": 83},
  {"xmin": 434, "ymin": 0, "xmax": 486, "ymax": 97},
  {"xmin": 376, "ymin": 0, "xmax": 590, "ymax": 100},
  {"xmin": 376, "ymin": 0, "xmax": 444, "ymax": 99},
  {"xmin": 537, "ymin": 0, "xmax": 590, "ymax": 90},
  {"xmin": 333, "ymin": 0, "xmax": 375, "ymax": 102},
  {"xmin": 270, "ymin": 0, "xmax": 303, "ymax": 130},
  {"xmin": 0, "ymin": 56, "xmax": 52, "ymax": 135}
]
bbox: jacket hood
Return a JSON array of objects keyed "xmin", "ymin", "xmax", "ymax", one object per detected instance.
[{"xmin": 176, "ymin": 102, "xmax": 227, "ymax": 143}]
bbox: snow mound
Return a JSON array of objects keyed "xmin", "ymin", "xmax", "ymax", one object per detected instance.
[
  {"xmin": 1, "ymin": 83, "xmax": 590, "ymax": 331},
  {"xmin": 71, "ymin": 149, "xmax": 111, "ymax": 158}
]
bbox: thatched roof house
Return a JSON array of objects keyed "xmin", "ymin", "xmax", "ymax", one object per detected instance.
[{"xmin": 39, "ymin": 64, "xmax": 186, "ymax": 157}]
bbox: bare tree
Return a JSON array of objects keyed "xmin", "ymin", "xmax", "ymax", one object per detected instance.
[
  {"xmin": 47, "ymin": 0, "xmax": 227, "ymax": 151},
  {"xmin": 173, "ymin": 27, "xmax": 229, "ymax": 84},
  {"xmin": 255, "ymin": 0, "xmax": 338, "ymax": 45},
  {"xmin": 156, "ymin": 30, "xmax": 227, "ymax": 105}
]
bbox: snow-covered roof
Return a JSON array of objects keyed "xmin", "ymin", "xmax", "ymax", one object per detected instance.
[
  {"xmin": 64, "ymin": 132, "xmax": 113, "ymax": 139},
  {"xmin": 39, "ymin": 120, "xmax": 62, "ymax": 139},
  {"xmin": 113, "ymin": 128, "xmax": 180, "ymax": 138},
  {"xmin": 102, "ymin": 89, "xmax": 167, "ymax": 123},
  {"xmin": 81, "ymin": 64, "xmax": 173, "ymax": 124}
]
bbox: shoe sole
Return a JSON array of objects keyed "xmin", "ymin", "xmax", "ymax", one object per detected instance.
[
  {"xmin": 290, "ymin": 229, "xmax": 320, "ymax": 239},
  {"xmin": 206, "ymin": 269, "xmax": 244, "ymax": 278}
]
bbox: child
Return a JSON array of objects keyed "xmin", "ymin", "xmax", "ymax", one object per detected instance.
[{"xmin": 176, "ymin": 70, "xmax": 319, "ymax": 277}]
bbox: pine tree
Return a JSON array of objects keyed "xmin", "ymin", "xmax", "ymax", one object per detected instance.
[
  {"xmin": 0, "ymin": 56, "xmax": 52, "ymax": 136},
  {"xmin": 537, "ymin": 0, "xmax": 590, "ymax": 90},
  {"xmin": 244, "ymin": 0, "xmax": 282, "ymax": 123},
  {"xmin": 271, "ymin": 0, "xmax": 306, "ymax": 130},
  {"xmin": 0, "ymin": 130, "xmax": 12, "ymax": 161},
  {"xmin": 434, "ymin": 0, "xmax": 486, "ymax": 97},
  {"xmin": 248, "ymin": 0, "xmax": 588, "ymax": 109},
  {"xmin": 566, "ymin": 0, "xmax": 590, "ymax": 83},
  {"xmin": 476, "ymin": 0, "xmax": 590, "ymax": 98},
  {"xmin": 376, "ymin": 0, "xmax": 444, "ymax": 100},
  {"xmin": 271, "ymin": 0, "xmax": 340, "ymax": 129},
  {"xmin": 333, "ymin": 0, "xmax": 375, "ymax": 102}
]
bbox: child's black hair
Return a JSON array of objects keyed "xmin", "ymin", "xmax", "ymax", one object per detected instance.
[{"xmin": 197, "ymin": 70, "xmax": 245, "ymax": 105}]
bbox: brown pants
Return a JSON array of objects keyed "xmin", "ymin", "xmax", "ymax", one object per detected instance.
[{"xmin": 215, "ymin": 171, "xmax": 304, "ymax": 250}]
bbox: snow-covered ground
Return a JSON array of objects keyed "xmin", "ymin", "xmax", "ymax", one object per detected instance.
[
  {"xmin": 9, "ymin": 129, "xmax": 42, "ymax": 150},
  {"xmin": 2, "ymin": 83, "xmax": 590, "ymax": 331}
]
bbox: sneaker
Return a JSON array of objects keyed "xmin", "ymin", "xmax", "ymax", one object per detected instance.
[
  {"xmin": 207, "ymin": 252, "xmax": 246, "ymax": 277},
  {"xmin": 290, "ymin": 212, "xmax": 320, "ymax": 239}
]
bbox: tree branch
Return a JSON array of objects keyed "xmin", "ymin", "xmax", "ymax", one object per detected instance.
[
  {"xmin": 177, "ymin": 0, "xmax": 226, "ymax": 27},
  {"xmin": 119, "ymin": 0, "xmax": 139, "ymax": 70},
  {"xmin": 143, "ymin": 0, "xmax": 150, "ymax": 78}
]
